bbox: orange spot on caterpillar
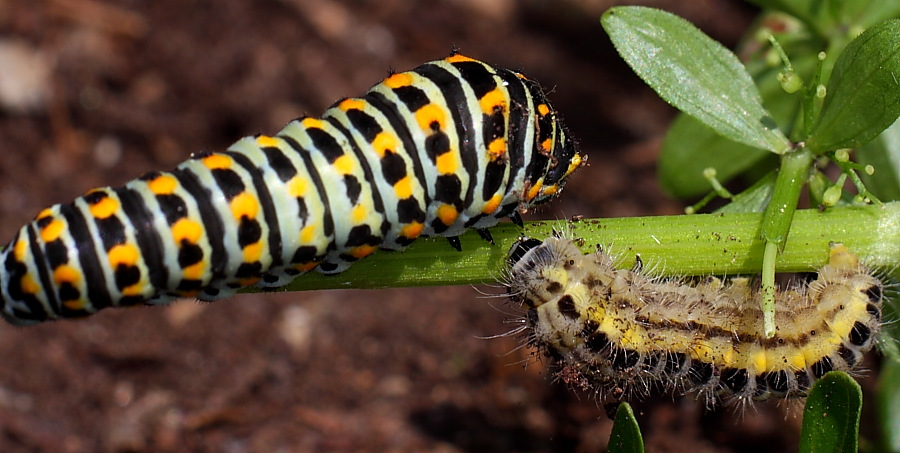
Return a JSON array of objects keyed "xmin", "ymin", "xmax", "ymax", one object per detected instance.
[
  {"xmin": 40, "ymin": 219, "xmax": 65, "ymax": 243},
  {"xmin": 349, "ymin": 244, "xmax": 377, "ymax": 259},
  {"xmin": 53, "ymin": 265, "xmax": 80, "ymax": 285},
  {"xmin": 525, "ymin": 180, "xmax": 544, "ymax": 201},
  {"xmin": 436, "ymin": 204, "xmax": 458, "ymax": 226},
  {"xmin": 287, "ymin": 177, "xmax": 307, "ymax": 198},
  {"xmin": 482, "ymin": 194, "xmax": 503, "ymax": 215},
  {"xmin": 337, "ymin": 98, "xmax": 366, "ymax": 111},
  {"xmin": 89, "ymin": 196, "xmax": 119, "ymax": 219},
  {"xmin": 256, "ymin": 135, "xmax": 280, "ymax": 148},
  {"xmin": 108, "ymin": 244, "xmax": 139, "ymax": 268},
  {"xmin": 332, "ymin": 155, "xmax": 354, "ymax": 175},
  {"xmin": 63, "ymin": 298, "xmax": 87, "ymax": 311},
  {"xmin": 383, "ymin": 72, "xmax": 413, "ymax": 89},
  {"xmin": 488, "ymin": 138, "xmax": 506, "ymax": 159},
  {"xmin": 230, "ymin": 193, "xmax": 259, "ymax": 220},
  {"xmin": 351, "ymin": 204, "xmax": 367, "ymax": 224},
  {"xmin": 243, "ymin": 242, "xmax": 263, "ymax": 262},
  {"xmin": 293, "ymin": 261, "xmax": 319, "ymax": 272},
  {"xmin": 372, "ymin": 132, "xmax": 397, "ymax": 158},
  {"xmin": 202, "ymin": 154, "xmax": 232, "ymax": 170},
  {"xmin": 171, "ymin": 219, "xmax": 203, "ymax": 244},
  {"xmin": 393, "ymin": 176, "xmax": 413, "ymax": 199},
  {"xmin": 479, "ymin": 88, "xmax": 506, "ymax": 116},
  {"xmin": 182, "ymin": 261, "xmax": 205, "ymax": 281},
  {"xmin": 238, "ymin": 277, "xmax": 262, "ymax": 287},
  {"xmin": 299, "ymin": 225, "xmax": 318, "ymax": 244},
  {"xmin": 541, "ymin": 138, "xmax": 553, "ymax": 152},
  {"xmin": 148, "ymin": 174, "xmax": 178, "ymax": 195},
  {"xmin": 36, "ymin": 208, "xmax": 53, "ymax": 221},
  {"xmin": 13, "ymin": 239, "xmax": 29, "ymax": 261},
  {"xmin": 415, "ymin": 104, "xmax": 447, "ymax": 133},
  {"xmin": 400, "ymin": 222, "xmax": 424, "ymax": 240},
  {"xmin": 445, "ymin": 54, "xmax": 477, "ymax": 64},
  {"xmin": 120, "ymin": 283, "xmax": 144, "ymax": 297},
  {"xmin": 301, "ymin": 117, "xmax": 325, "ymax": 130},
  {"xmin": 540, "ymin": 184, "xmax": 559, "ymax": 196},
  {"xmin": 20, "ymin": 274, "xmax": 40, "ymax": 295},
  {"xmin": 436, "ymin": 152, "xmax": 457, "ymax": 175}
]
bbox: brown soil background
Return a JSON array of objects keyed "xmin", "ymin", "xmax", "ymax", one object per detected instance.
[{"xmin": 0, "ymin": 1, "xmax": 877, "ymax": 452}]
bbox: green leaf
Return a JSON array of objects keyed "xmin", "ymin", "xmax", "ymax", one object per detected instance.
[
  {"xmin": 608, "ymin": 402, "xmax": 644, "ymax": 453},
  {"xmin": 807, "ymin": 19, "xmax": 900, "ymax": 152},
  {"xmin": 601, "ymin": 6, "xmax": 792, "ymax": 154},
  {"xmin": 657, "ymin": 41, "xmax": 821, "ymax": 198},
  {"xmin": 878, "ymin": 355, "xmax": 900, "ymax": 451},
  {"xmin": 715, "ymin": 171, "xmax": 777, "ymax": 214},
  {"xmin": 857, "ymin": 117, "xmax": 900, "ymax": 201},
  {"xmin": 807, "ymin": 169, "xmax": 831, "ymax": 207},
  {"xmin": 799, "ymin": 371, "xmax": 862, "ymax": 453},
  {"xmin": 659, "ymin": 114, "xmax": 771, "ymax": 198},
  {"xmin": 657, "ymin": 51, "xmax": 811, "ymax": 198}
]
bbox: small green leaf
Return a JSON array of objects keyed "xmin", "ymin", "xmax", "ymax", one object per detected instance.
[
  {"xmin": 858, "ymin": 117, "xmax": 900, "ymax": 201},
  {"xmin": 799, "ymin": 371, "xmax": 862, "ymax": 453},
  {"xmin": 601, "ymin": 6, "xmax": 792, "ymax": 154},
  {"xmin": 715, "ymin": 171, "xmax": 777, "ymax": 214},
  {"xmin": 658, "ymin": 49, "xmax": 816, "ymax": 198},
  {"xmin": 807, "ymin": 19, "xmax": 900, "ymax": 152},
  {"xmin": 608, "ymin": 402, "xmax": 644, "ymax": 453},
  {"xmin": 806, "ymin": 170, "xmax": 856, "ymax": 207},
  {"xmin": 878, "ymin": 356, "xmax": 900, "ymax": 451},
  {"xmin": 659, "ymin": 114, "xmax": 772, "ymax": 198}
]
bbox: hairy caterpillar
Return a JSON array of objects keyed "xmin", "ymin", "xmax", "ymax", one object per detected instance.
[
  {"xmin": 505, "ymin": 236, "xmax": 883, "ymax": 405},
  {"xmin": 0, "ymin": 54, "xmax": 584, "ymax": 325}
]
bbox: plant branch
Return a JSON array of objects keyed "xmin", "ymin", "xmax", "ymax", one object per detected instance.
[{"xmin": 259, "ymin": 202, "xmax": 900, "ymax": 293}]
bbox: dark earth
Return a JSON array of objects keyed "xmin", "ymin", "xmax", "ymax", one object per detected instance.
[{"xmin": 0, "ymin": 1, "xmax": 881, "ymax": 452}]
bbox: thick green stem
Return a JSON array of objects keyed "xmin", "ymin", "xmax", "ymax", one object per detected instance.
[
  {"xmin": 257, "ymin": 202, "xmax": 900, "ymax": 293},
  {"xmin": 761, "ymin": 147, "xmax": 816, "ymax": 249},
  {"xmin": 759, "ymin": 147, "xmax": 815, "ymax": 336},
  {"xmin": 761, "ymin": 241, "xmax": 778, "ymax": 337}
]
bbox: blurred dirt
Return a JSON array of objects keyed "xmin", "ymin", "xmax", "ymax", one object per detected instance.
[{"xmin": 0, "ymin": 0, "xmax": 857, "ymax": 452}]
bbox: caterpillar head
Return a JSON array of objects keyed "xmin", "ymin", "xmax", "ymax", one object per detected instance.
[
  {"xmin": 506, "ymin": 236, "xmax": 583, "ymax": 308},
  {"xmin": 524, "ymin": 124, "xmax": 584, "ymax": 207}
]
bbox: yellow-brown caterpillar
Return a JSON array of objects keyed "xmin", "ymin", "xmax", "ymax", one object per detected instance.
[{"xmin": 505, "ymin": 236, "xmax": 883, "ymax": 405}]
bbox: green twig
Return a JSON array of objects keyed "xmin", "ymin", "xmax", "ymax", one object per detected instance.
[
  {"xmin": 759, "ymin": 147, "xmax": 815, "ymax": 336},
  {"xmin": 254, "ymin": 202, "xmax": 900, "ymax": 293}
]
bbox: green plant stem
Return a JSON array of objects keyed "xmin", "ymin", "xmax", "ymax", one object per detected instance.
[
  {"xmin": 800, "ymin": 52, "xmax": 826, "ymax": 138},
  {"xmin": 761, "ymin": 147, "xmax": 816, "ymax": 249},
  {"xmin": 759, "ymin": 147, "xmax": 815, "ymax": 336},
  {"xmin": 761, "ymin": 241, "xmax": 778, "ymax": 337},
  {"xmin": 256, "ymin": 202, "xmax": 900, "ymax": 293}
]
